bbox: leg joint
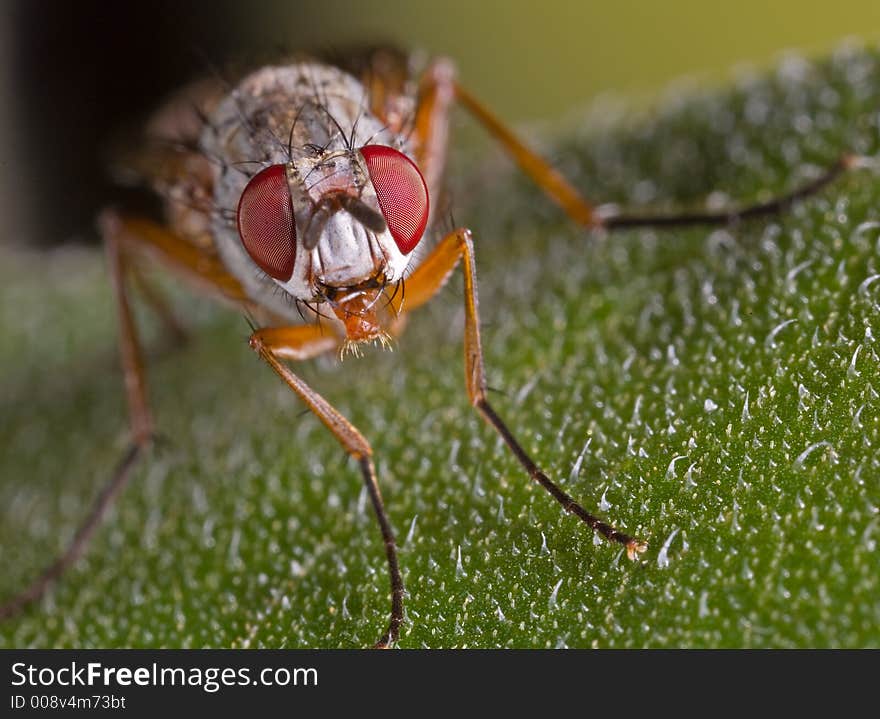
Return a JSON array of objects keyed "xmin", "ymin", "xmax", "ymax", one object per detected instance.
[
  {"xmin": 454, "ymin": 227, "xmax": 473, "ymax": 247},
  {"xmin": 248, "ymin": 331, "xmax": 268, "ymax": 357}
]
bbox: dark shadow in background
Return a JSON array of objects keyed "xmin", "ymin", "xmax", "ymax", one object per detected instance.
[{"xmin": 9, "ymin": 0, "xmax": 286, "ymax": 246}]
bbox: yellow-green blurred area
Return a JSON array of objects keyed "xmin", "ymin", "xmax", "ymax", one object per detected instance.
[
  {"xmin": 2, "ymin": 0, "xmax": 880, "ymax": 246},
  {"xmin": 241, "ymin": 0, "xmax": 880, "ymax": 120}
]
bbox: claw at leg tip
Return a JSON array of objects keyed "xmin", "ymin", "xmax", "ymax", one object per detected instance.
[
  {"xmin": 845, "ymin": 154, "xmax": 880, "ymax": 170},
  {"xmin": 626, "ymin": 539, "xmax": 648, "ymax": 561}
]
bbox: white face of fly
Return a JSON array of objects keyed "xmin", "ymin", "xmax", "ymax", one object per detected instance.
[
  {"xmin": 204, "ymin": 63, "xmax": 421, "ymax": 323},
  {"xmin": 282, "ymin": 149, "xmax": 411, "ymax": 301}
]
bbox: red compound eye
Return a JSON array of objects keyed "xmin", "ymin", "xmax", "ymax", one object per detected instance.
[
  {"xmin": 236, "ymin": 164, "xmax": 296, "ymax": 281},
  {"xmin": 360, "ymin": 145, "xmax": 429, "ymax": 254}
]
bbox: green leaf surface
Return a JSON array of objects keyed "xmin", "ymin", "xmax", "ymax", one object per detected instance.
[{"xmin": 2, "ymin": 47, "xmax": 879, "ymax": 648}]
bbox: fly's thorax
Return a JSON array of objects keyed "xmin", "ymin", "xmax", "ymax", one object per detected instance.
[{"xmin": 203, "ymin": 62, "xmax": 416, "ymax": 320}]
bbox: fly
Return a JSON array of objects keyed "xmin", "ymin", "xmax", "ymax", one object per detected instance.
[{"xmin": 0, "ymin": 47, "xmax": 861, "ymax": 647}]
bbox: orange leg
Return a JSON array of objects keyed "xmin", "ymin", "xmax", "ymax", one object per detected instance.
[
  {"xmin": 453, "ymin": 85, "xmax": 599, "ymax": 227},
  {"xmin": 248, "ymin": 326, "xmax": 403, "ymax": 648},
  {"xmin": 251, "ymin": 325, "xmax": 338, "ymax": 360},
  {"xmin": 129, "ymin": 265, "xmax": 189, "ymax": 347},
  {"xmin": 0, "ymin": 212, "xmax": 252, "ymax": 620},
  {"xmin": 101, "ymin": 211, "xmax": 250, "ymax": 306},
  {"xmin": 398, "ymin": 228, "xmax": 647, "ymax": 559},
  {"xmin": 412, "ymin": 61, "xmax": 856, "ymax": 230},
  {"xmin": 0, "ymin": 236, "xmax": 147, "ymax": 619},
  {"xmin": 105, "ymin": 226, "xmax": 155, "ymax": 446},
  {"xmin": 412, "ymin": 61, "xmax": 596, "ymax": 226},
  {"xmin": 350, "ymin": 47, "xmax": 412, "ymax": 133},
  {"xmin": 1, "ymin": 218, "xmax": 156, "ymax": 618},
  {"xmin": 412, "ymin": 59, "xmax": 457, "ymax": 209}
]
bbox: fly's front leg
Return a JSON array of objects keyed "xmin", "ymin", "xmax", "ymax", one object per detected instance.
[
  {"xmin": 248, "ymin": 327, "xmax": 404, "ymax": 648},
  {"xmin": 399, "ymin": 229, "xmax": 647, "ymax": 560}
]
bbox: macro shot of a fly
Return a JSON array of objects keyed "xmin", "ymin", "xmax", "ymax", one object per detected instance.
[{"xmin": 0, "ymin": 47, "xmax": 862, "ymax": 647}]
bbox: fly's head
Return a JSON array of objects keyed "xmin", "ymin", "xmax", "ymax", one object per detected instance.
[{"xmin": 236, "ymin": 144, "xmax": 429, "ymax": 345}]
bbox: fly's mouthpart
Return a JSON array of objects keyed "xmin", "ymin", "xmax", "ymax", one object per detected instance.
[
  {"xmin": 320, "ymin": 274, "xmax": 395, "ymax": 347},
  {"xmin": 318, "ymin": 272, "xmax": 390, "ymax": 305},
  {"xmin": 339, "ymin": 331, "xmax": 393, "ymax": 360}
]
